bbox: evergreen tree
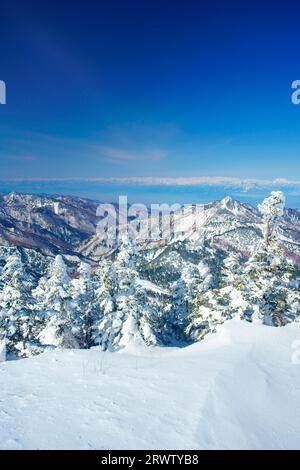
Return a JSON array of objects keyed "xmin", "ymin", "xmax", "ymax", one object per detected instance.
[
  {"xmin": 185, "ymin": 255, "xmax": 241, "ymax": 342},
  {"xmin": 219, "ymin": 192, "xmax": 300, "ymax": 326},
  {"xmin": 116, "ymin": 234, "xmax": 156, "ymax": 348},
  {"xmin": 71, "ymin": 262, "xmax": 100, "ymax": 349},
  {"xmin": 241, "ymin": 239, "xmax": 300, "ymax": 326},
  {"xmin": 96, "ymin": 234, "xmax": 157, "ymax": 350},
  {"xmin": 0, "ymin": 252, "xmax": 37, "ymax": 357},
  {"xmin": 33, "ymin": 255, "xmax": 76, "ymax": 348},
  {"xmin": 117, "ymin": 283, "xmax": 157, "ymax": 348},
  {"xmin": 161, "ymin": 259, "xmax": 213, "ymax": 344},
  {"xmin": 161, "ymin": 277, "xmax": 188, "ymax": 344},
  {"xmin": 221, "ymin": 251, "xmax": 242, "ymax": 285},
  {"xmin": 258, "ymin": 191, "xmax": 285, "ymax": 247},
  {"xmin": 92, "ymin": 258, "xmax": 121, "ymax": 350}
]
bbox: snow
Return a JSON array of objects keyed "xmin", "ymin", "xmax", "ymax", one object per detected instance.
[
  {"xmin": 1, "ymin": 318, "xmax": 300, "ymax": 450},
  {"xmin": 135, "ymin": 279, "xmax": 169, "ymax": 295}
]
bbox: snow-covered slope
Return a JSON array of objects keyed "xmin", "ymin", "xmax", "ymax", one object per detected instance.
[
  {"xmin": 80, "ymin": 196, "xmax": 300, "ymax": 273},
  {"xmin": 0, "ymin": 193, "xmax": 99, "ymax": 258},
  {"xmin": 1, "ymin": 318, "xmax": 300, "ymax": 450}
]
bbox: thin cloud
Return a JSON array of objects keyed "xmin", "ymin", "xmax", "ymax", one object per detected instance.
[
  {"xmin": 95, "ymin": 146, "xmax": 168, "ymax": 163},
  {"xmin": 3, "ymin": 176, "xmax": 300, "ymax": 187},
  {"xmin": 0, "ymin": 154, "xmax": 37, "ymax": 162}
]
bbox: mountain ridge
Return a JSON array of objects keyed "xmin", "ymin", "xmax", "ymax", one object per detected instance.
[{"xmin": 0, "ymin": 192, "xmax": 299, "ymax": 267}]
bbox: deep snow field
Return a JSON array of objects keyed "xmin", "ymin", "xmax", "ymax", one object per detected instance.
[{"xmin": 1, "ymin": 318, "xmax": 300, "ymax": 450}]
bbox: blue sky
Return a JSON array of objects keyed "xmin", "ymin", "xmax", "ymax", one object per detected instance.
[{"xmin": 0, "ymin": 1, "xmax": 300, "ymax": 196}]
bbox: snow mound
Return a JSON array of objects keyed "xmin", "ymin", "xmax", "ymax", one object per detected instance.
[
  {"xmin": 1, "ymin": 318, "xmax": 300, "ymax": 450},
  {"xmin": 135, "ymin": 278, "xmax": 169, "ymax": 295}
]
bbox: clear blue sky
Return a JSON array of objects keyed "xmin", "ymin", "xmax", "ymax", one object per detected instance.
[{"xmin": 1, "ymin": 0, "xmax": 300, "ymax": 181}]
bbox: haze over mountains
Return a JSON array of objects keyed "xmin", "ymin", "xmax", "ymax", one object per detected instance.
[{"xmin": 1, "ymin": 179, "xmax": 300, "ymax": 207}]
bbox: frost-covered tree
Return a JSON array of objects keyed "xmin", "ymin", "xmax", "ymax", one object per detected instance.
[
  {"xmin": 162, "ymin": 260, "xmax": 213, "ymax": 344},
  {"xmin": 92, "ymin": 258, "xmax": 121, "ymax": 350},
  {"xmin": 116, "ymin": 234, "xmax": 157, "ymax": 348},
  {"xmin": 258, "ymin": 191, "xmax": 285, "ymax": 247},
  {"xmin": 0, "ymin": 252, "xmax": 37, "ymax": 357},
  {"xmin": 221, "ymin": 251, "xmax": 242, "ymax": 285},
  {"xmin": 115, "ymin": 233, "xmax": 138, "ymax": 291},
  {"xmin": 219, "ymin": 192, "xmax": 300, "ymax": 326},
  {"xmin": 71, "ymin": 262, "xmax": 100, "ymax": 349},
  {"xmin": 161, "ymin": 277, "xmax": 188, "ymax": 344},
  {"xmin": 241, "ymin": 240, "xmax": 300, "ymax": 326},
  {"xmin": 185, "ymin": 285, "xmax": 238, "ymax": 342},
  {"xmin": 185, "ymin": 253, "xmax": 243, "ymax": 342},
  {"xmin": 96, "ymin": 234, "xmax": 157, "ymax": 350},
  {"xmin": 117, "ymin": 283, "xmax": 157, "ymax": 348},
  {"xmin": 197, "ymin": 239, "xmax": 223, "ymax": 289},
  {"xmin": 33, "ymin": 255, "xmax": 76, "ymax": 348}
]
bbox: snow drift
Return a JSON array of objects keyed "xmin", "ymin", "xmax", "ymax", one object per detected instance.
[{"xmin": 1, "ymin": 318, "xmax": 300, "ymax": 450}]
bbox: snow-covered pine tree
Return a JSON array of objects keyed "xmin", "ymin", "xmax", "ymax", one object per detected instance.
[
  {"xmin": 159, "ymin": 263, "xmax": 201, "ymax": 344},
  {"xmin": 221, "ymin": 251, "xmax": 242, "ymax": 285},
  {"xmin": 116, "ymin": 233, "xmax": 157, "ymax": 348},
  {"xmin": 96, "ymin": 234, "xmax": 157, "ymax": 350},
  {"xmin": 184, "ymin": 257, "xmax": 221, "ymax": 342},
  {"xmin": 227, "ymin": 192, "xmax": 300, "ymax": 326},
  {"xmin": 92, "ymin": 258, "xmax": 121, "ymax": 350},
  {"xmin": 241, "ymin": 238, "xmax": 299, "ymax": 326},
  {"xmin": 117, "ymin": 282, "xmax": 157, "ymax": 348},
  {"xmin": 197, "ymin": 239, "xmax": 223, "ymax": 289},
  {"xmin": 71, "ymin": 261, "xmax": 100, "ymax": 349},
  {"xmin": 160, "ymin": 276, "xmax": 188, "ymax": 344},
  {"xmin": 214, "ymin": 251, "xmax": 251, "ymax": 321},
  {"xmin": 0, "ymin": 251, "xmax": 37, "ymax": 357},
  {"xmin": 33, "ymin": 255, "xmax": 76, "ymax": 348},
  {"xmin": 258, "ymin": 190, "xmax": 285, "ymax": 247},
  {"xmin": 115, "ymin": 233, "xmax": 137, "ymax": 291},
  {"xmin": 185, "ymin": 291, "xmax": 221, "ymax": 341},
  {"xmin": 159, "ymin": 257, "xmax": 214, "ymax": 345}
]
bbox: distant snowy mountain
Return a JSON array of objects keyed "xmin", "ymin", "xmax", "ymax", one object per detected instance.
[
  {"xmin": 0, "ymin": 193, "xmax": 99, "ymax": 259},
  {"xmin": 0, "ymin": 192, "xmax": 299, "ymax": 268},
  {"xmin": 74, "ymin": 195, "xmax": 300, "ymax": 266}
]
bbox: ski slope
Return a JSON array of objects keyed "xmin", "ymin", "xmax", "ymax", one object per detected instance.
[{"xmin": 1, "ymin": 318, "xmax": 300, "ymax": 450}]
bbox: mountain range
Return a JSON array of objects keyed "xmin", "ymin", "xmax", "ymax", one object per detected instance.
[{"xmin": 0, "ymin": 192, "xmax": 299, "ymax": 278}]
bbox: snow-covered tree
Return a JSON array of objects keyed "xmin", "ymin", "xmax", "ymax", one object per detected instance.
[
  {"xmin": 219, "ymin": 193, "xmax": 300, "ymax": 326},
  {"xmin": 33, "ymin": 255, "xmax": 76, "ymax": 348},
  {"xmin": 221, "ymin": 251, "xmax": 242, "ymax": 285},
  {"xmin": 185, "ymin": 254, "xmax": 242, "ymax": 342},
  {"xmin": 161, "ymin": 277, "xmax": 188, "ymax": 344},
  {"xmin": 0, "ymin": 252, "xmax": 37, "ymax": 357},
  {"xmin": 92, "ymin": 258, "xmax": 121, "ymax": 350},
  {"xmin": 71, "ymin": 262, "xmax": 100, "ymax": 349},
  {"xmin": 115, "ymin": 233, "xmax": 138, "ymax": 291},
  {"xmin": 258, "ymin": 191, "xmax": 285, "ymax": 246},
  {"xmin": 241, "ymin": 239, "xmax": 300, "ymax": 326},
  {"xmin": 117, "ymin": 283, "xmax": 157, "ymax": 348},
  {"xmin": 96, "ymin": 234, "xmax": 157, "ymax": 350},
  {"xmin": 162, "ymin": 259, "xmax": 213, "ymax": 344},
  {"xmin": 116, "ymin": 234, "xmax": 157, "ymax": 348},
  {"xmin": 185, "ymin": 284, "xmax": 238, "ymax": 341}
]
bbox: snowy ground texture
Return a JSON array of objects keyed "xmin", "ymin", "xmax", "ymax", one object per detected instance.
[{"xmin": 1, "ymin": 318, "xmax": 300, "ymax": 450}]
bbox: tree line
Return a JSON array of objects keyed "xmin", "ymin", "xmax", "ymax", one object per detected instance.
[{"xmin": 0, "ymin": 191, "xmax": 299, "ymax": 360}]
